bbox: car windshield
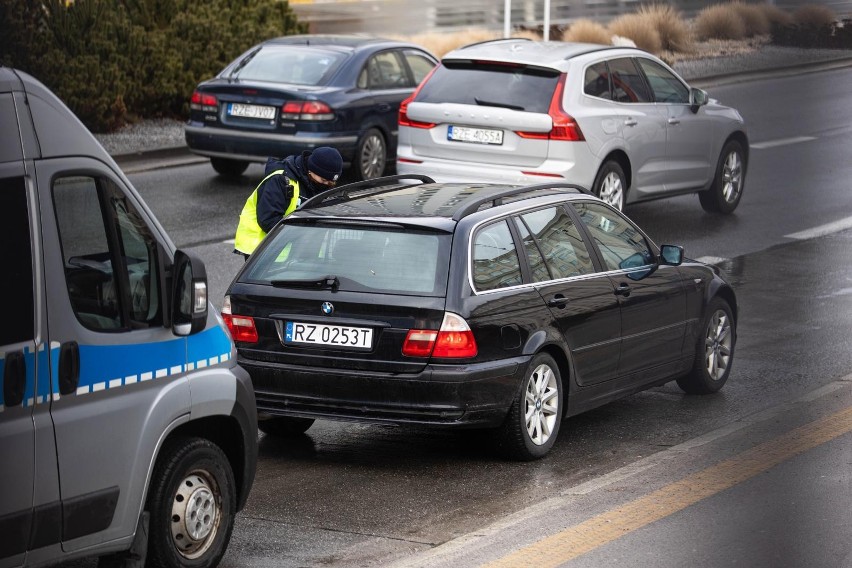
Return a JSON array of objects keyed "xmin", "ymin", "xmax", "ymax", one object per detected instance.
[
  {"xmin": 244, "ymin": 223, "xmax": 451, "ymax": 296},
  {"xmin": 230, "ymin": 46, "xmax": 347, "ymax": 85},
  {"xmin": 415, "ymin": 62, "xmax": 560, "ymax": 113}
]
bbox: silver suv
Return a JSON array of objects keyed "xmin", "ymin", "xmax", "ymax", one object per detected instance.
[{"xmin": 397, "ymin": 39, "xmax": 748, "ymax": 213}]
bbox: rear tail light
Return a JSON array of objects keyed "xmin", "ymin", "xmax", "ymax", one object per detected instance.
[
  {"xmin": 516, "ymin": 74, "xmax": 584, "ymax": 142},
  {"xmin": 190, "ymin": 90, "xmax": 218, "ymax": 112},
  {"xmin": 402, "ymin": 312, "xmax": 478, "ymax": 359},
  {"xmin": 398, "ymin": 66, "xmax": 439, "ymax": 129},
  {"xmin": 221, "ymin": 296, "xmax": 258, "ymax": 343},
  {"xmin": 280, "ymin": 100, "xmax": 334, "ymax": 121}
]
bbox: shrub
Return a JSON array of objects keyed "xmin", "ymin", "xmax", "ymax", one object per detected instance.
[
  {"xmin": 757, "ymin": 3, "xmax": 795, "ymax": 28},
  {"xmin": 637, "ymin": 3, "xmax": 692, "ymax": 52},
  {"xmin": 793, "ymin": 4, "xmax": 836, "ymax": 27},
  {"xmin": 561, "ymin": 19, "xmax": 611, "ymax": 45},
  {"xmin": 693, "ymin": 4, "xmax": 747, "ymax": 41},
  {"xmin": 730, "ymin": 1, "xmax": 771, "ymax": 37},
  {"xmin": 608, "ymin": 12, "xmax": 663, "ymax": 53}
]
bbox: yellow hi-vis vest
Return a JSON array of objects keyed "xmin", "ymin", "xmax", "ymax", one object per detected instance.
[{"xmin": 234, "ymin": 170, "xmax": 300, "ymax": 255}]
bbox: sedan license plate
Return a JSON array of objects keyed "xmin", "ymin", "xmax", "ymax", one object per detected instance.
[
  {"xmin": 227, "ymin": 103, "xmax": 276, "ymax": 120},
  {"xmin": 448, "ymin": 125, "xmax": 503, "ymax": 145},
  {"xmin": 284, "ymin": 321, "xmax": 373, "ymax": 349}
]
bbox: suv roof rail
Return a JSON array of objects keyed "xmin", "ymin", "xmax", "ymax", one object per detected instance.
[
  {"xmin": 458, "ymin": 37, "xmax": 534, "ymax": 50},
  {"xmin": 300, "ymin": 174, "xmax": 435, "ymax": 210},
  {"xmin": 452, "ymin": 183, "xmax": 593, "ymax": 221}
]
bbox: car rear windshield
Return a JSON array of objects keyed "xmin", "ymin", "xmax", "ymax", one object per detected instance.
[
  {"xmin": 415, "ymin": 61, "xmax": 560, "ymax": 114},
  {"xmin": 244, "ymin": 223, "xmax": 451, "ymax": 296},
  {"xmin": 231, "ymin": 46, "xmax": 347, "ymax": 85}
]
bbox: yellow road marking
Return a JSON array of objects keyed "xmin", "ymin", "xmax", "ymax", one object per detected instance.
[{"xmin": 486, "ymin": 405, "xmax": 852, "ymax": 568}]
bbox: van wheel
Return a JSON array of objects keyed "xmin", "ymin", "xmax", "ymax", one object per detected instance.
[
  {"xmin": 593, "ymin": 161, "xmax": 626, "ymax": 211},
  {"xmin": 211, "ymin": 158, "xmax": 249, "ymax": 177},
  {"xmin": 496, "ymin": 353, "xmax": 563, "ymax": 461},
  {"xmin": 258, "ymin": 416, "xmax": 315, "ymax": 437},
  {"xmin": 356, "ymin": 128, "xmax": 386, "ymax": 180},
  {"xmin": 677, "ymin": 298, "xmax": 735, "ymax": 394},
  {"xmin": 147, "ymin": 437, "xmax": 235, "ymax": 568},
  {"xmin": 699, "ymin": 140, "xmax": 745, "ymax": 214}
]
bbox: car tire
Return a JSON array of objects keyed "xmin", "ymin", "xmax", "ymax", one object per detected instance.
[
  {"xmin": 676, "ymin": 298, "xmax": 735, "ymax": 394},
  {"xmin": 699, "ymin": 140, "xmax": 746, "ymax": 214},
  {"xmin": 496, "ymin": 353, "xmax": 563, "ymax": 461},
  {"xmin": 355, "ymin": 128, "xmax": 387, "ymax": 180},
  {"xmin": 593, "ymin": 160, "xmax": 626, "ymax": 211},
  {"xmin": 146, "ymin": 437, "xmax": 235, "ymax": 568},
  {"xmin": 257, "ymin": 416, "xmax": 315, "ymax": 437},
  {"xmin": 210, "ymin": 158, "xmax": 249, "ymax": 178}
]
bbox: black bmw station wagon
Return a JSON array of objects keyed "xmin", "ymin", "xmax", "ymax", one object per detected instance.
[{"xmin": 223, "ymin": 175, "xmax": 737, "ymax": 460}]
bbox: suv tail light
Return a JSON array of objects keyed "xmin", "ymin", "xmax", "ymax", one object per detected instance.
[
  {"xmin": 398, "ymin": 66, "xmax": 439, "ymax": 129},
  {"xmin": 222, "ymin": 296, "xmax": 258, "ymax": 343},
  {"xmin": 516, "ymin": 74, "xmax": 584, "ymax": 141},
  {"xmin": 280, "ymin": 100, "xmax": 334, "ymax": 121},
  {"xmin": 402, "ymin": 312, "xmax": 477, "ymax": 358},
  {"xmin": 190, "ymin": 90, "xmax": 218, "ymax": 112}
]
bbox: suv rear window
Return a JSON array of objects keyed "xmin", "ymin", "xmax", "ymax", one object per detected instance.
[
  {"xmin": 415, "ymin": 62, "xmax": 560, "ymax": 113},
  {"xmin": 245, "ymin": 223, "xmax": 451, "ymax": 296}
]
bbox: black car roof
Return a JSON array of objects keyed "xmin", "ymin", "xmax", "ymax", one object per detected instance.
[{"xmin": 265, "ymin": 34, "xmax": 417, "ymax": 51}]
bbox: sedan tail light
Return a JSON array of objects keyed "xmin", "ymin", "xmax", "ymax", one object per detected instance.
[
  {"xmin": 402, "ymin": 312, "xmax": 477, "ymax": 359},
  {"xmin": 280, "ymin": 100, "xmax": 334, "ymax": 121},
  {"xmin": 190, "ymin": 90, "xmax": 218, "ymax": 112},
  {"xmin": 222, "ymin": 296, "xmax": 258, "ymax": 343},
  {"xmin": 516, "ymin": 74, "xmax": 585, "ymax": 141}
]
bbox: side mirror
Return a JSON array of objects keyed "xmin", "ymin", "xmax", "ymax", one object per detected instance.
[
  {"xmin": 172, "ymin": 250, "xmax": 208, "ymax": 336},
  {"xmin": 660, "ymin": 244, "xmax": 683, "ymax": 266},
  {"xmin": 689, "ymin": 87, "xmax": 708, "ymax": 113}
]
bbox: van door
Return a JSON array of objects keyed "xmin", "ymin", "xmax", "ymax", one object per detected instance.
[{"xmin": 34, "ymin": 158, "xmax": 194, "ymax": 552}]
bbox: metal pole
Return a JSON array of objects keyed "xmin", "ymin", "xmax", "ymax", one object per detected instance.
[
  {"xmin": 543, "ymin": 0, "xmax": 551, "ymax": 41},
  {"xmin": 504, "ymin": 0, "xmax": 511, "ymax": 37}
]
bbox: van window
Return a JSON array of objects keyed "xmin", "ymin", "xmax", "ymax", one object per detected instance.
[
  {"xmin": 0, "ymin": 176, "xmax": 34, "ymax": 345},
  {"xmin": 53, "ymin": 176, "xmax": 162, "ymax": 331}
]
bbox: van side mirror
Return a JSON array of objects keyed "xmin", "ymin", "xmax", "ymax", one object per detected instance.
[
  {"xmin": 660, "ymin": 244, "xmax": 683, "ymax": 266},
  {"xmin": 689, "ymin": 88, "xmax": 708, "ymax": 113},
  {"xmin": 172, "ymin": 250, "xmax": 208, "ymax": 336}
]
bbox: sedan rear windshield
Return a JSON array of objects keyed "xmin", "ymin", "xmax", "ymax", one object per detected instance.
[
  {"xmin": 415, "ymin": 62, "xmax": 560, "ymax": 113},
  {"xmin": 244, "ymin": 223, "xmax": 451, "ymax": 296},
  {"xmin": 230, "ymin": 46, "xmax": 346, "ymax": 85}
]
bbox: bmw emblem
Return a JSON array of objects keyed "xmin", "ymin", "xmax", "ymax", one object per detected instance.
[{"xmin": 321, "ymin": 302, "xmax": 334, "ymax": 315}]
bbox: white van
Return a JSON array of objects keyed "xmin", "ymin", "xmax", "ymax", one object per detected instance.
[{"xmin": 0, "ymin": 67, "xmax": 257, "ymax": 567}]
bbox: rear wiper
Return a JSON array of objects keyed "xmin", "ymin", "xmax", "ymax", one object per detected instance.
[
  {"xmin": 474, "ymin": 97, "xmax": 524, "ymax": 111},
  {"xmin": 270, "ymin": 275, "xmax": 339, "ymax": 290},
  {"xmin": 229, "ymin": 46, "xmax": 262, "ymax": 79}
]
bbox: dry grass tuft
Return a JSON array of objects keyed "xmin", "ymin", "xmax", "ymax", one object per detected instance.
[
  {"xmin": 756, "ymin": 2, "xmax": 795, "ymax": 28},
  {"xmin": 561, "ymin": 19, "xmax": 612, "ymax": 44},
  {"xmin": 637, "ymin": 3, "xmax": 693, "ymax": 52},
  {"xmin": 608, "ymin": 12, "xmax": 663, "ymax": 53},
  {"xmin": 392, "ymin": 28, "xmax": 547, "ymax": 58},
  {"xmin": 730, "ymin": 1, "xmax": 770, "ymax": 36},
  {"xmin": 793, "ymin": 3, "xmax": 837, "ymax": 27},
  {"xmin": 693, "ymin": 4, "xmax": 747, "ymax": 41}
]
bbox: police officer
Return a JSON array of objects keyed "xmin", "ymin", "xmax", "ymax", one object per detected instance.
[{"xmin": 234, "ymin": 147, "xmax": 343, "ymax": 258}]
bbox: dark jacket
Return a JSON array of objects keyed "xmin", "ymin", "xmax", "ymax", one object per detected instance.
[{"xmin": 256, "ymin": 152, "xmax": 324, "ymax": 233}]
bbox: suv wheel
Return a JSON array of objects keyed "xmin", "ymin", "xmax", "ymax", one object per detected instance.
[
  {"xmin": 593, "ymin": 161, "xmax": 626, "ymax": 211},
  {"xmin": 211, "ymin": 158, "xmax": 249, "ymax": 178},
  {"xmin": 497, "ymin": 353, "xmax": 563, "ymax": 460},
  {"xmin": 677, "ymin": 298, "xmax": 735, "ymax": 394},
  {"xmin": 147, "ymin": 437, "xmax": 235, "ymax": 568},
  {"xmin": 356, "ymin": 128, "xmax": 386, "ymax": 180},
  {"xmin": 258, "ymin": 416, "xmax": 315, "ymax": 437},
  {"xmin": 699, "ymin": 140, "xmax": 745, "ymax": 214}
]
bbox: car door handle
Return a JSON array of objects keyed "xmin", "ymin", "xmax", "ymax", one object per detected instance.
[
  {"xmin": 614, "ymin": 283, "xmax": 631, "ymax": 297},
  {"xmin": 624, "ymin": 118, "xmax": 638, "ymax": 127},
  {"xmin": 3, "ymin": 350, "xmax": 26, "ymax": 407},
  {"xmin": 667, "ymin": 118, "xmax": 680, "ymax": 125},
  {"xmin": 59, "ymin": 341, "xmax": 80, "ymax": 395},
  {"xmin": 547, "ymin": 295, "xmax": 570, "ymax": 308}
]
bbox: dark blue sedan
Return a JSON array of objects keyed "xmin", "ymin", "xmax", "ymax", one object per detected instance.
[{"xmin": 185, "ymin": 35, "xmax": 437, "ymax": 180}]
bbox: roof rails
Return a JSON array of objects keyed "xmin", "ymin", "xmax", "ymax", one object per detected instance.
[
  {"xmin": 451, "ymin": 182, "xmax": 592, "ymax": 221},
  {"xmin": 458, "ymin": 37, "xmax": 533, "ymax": 50},
  {"xmin": 299, "ymin": 174, "xmax": 435, "ymax": 210}
]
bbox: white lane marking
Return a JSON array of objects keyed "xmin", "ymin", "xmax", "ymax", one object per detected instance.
[
  {"xmin": 751, "ymin": 136, "xmax": 816, "ymax": 149},
  {"xmin": 223, "ymin": 238, "xmax": 235, "ymax": 245},
  {"xmin": 695, "ymin": 255, "xmax": 729, "ymax": 265},
  {"xmin": 785, "ymin": 215, "xmax": 852, "ymax": 240}
]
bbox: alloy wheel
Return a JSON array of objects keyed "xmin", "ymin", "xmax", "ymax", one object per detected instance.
[
  {"xmin": 524, "ymin": 363, "xmax": 559, "ymax": 446},
  {"xmin": 704, "ymin": 309, "xmax": 732, "ymax": 381},
  {"xmin": 599, "ymin": 172, "xmax": 624, "ymax": 210},
  {"xmin": 359, "ymin": 133, "xmax": 386, "ymax": 179},
  {"xmin": 721, "ymin": 151, "xmax": 743, "ymax": 204}
]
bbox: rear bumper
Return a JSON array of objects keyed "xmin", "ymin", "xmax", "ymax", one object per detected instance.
[
  {"xmin": 242, "ymin": 355, "xmax": 530, "ymax": 428},
  {"xmin": 185, "ymin": 123, "xmax": 358, "ymax": 164}
]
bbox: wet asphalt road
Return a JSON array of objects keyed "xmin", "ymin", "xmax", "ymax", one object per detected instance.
[{"xmin": 62, "ymin": 66, "xmax": 852, "ymax": 566}]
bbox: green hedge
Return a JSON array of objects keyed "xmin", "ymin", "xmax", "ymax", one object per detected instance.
[{"xmin": 0, "ymin": 0, "xmax": 306, "ymax": 132}]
